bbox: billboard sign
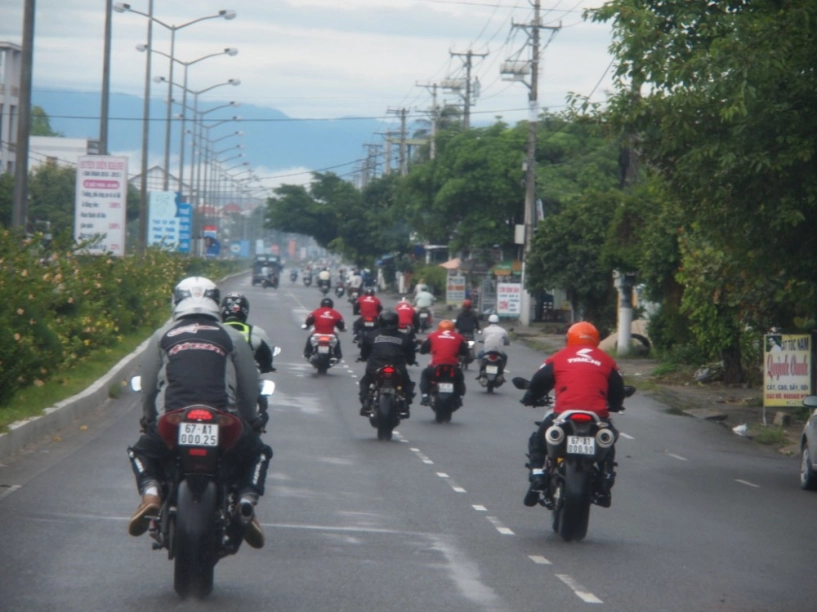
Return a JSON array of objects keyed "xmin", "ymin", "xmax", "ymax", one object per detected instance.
[
  {"xmin": 74, "ymin": 156, "xmax": 128, "ymax": 256},
  {"xmin": 497, "ymin": 282, "xmax": 522, "ymax": 317},
  {"xmin": 763, "ymin": 334, "xmax": 812, "ymax": 407}
]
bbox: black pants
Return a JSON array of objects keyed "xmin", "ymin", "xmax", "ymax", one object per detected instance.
[
  {"xmin": 420, "ymin": 365, "xmax": 465, "ymax": 396},
  {"xmin": 359, "ymin": 366, "xmax": 414, "ymax": 405},
  {"xmin": 353, "ymin": 317, "xmax": 379, "ymax": 339},
  {"xmin": 527, "ymin": 412, "xmax": 618, "ymax": 470},
  {"xmin": 128, "ymin": 421, "xmax": 272, "ymax": 498}
]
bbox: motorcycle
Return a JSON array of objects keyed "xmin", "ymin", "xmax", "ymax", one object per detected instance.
[
  {"xmin": 460, "ymin": 332, "xmax": 477, "ymax": 370},
  {"xmin": 428, "ymin": 364, "xmax": 462, "ymax": 424},
  {"xmin": 353, "ymin": 316, "xmax": 378, "ymax": 346},
  {"xmin": 303, "ymin": 275, "xmax": 312, "ymax": 287},
  {"xmin": 363, "ymin": 364, "xmax": 407, "ymax": 441},
  {"xmin": 303, "ymin": 325, "xmax": 339, "ymax": 375},
  {"xmin": 512, "ymin": 377, "xmax": 635, "ymax": 542},
  {"xmin": 129, "ymin": 376, "xmax": 275, "ymax": 599},
  {"xmin": 318, "ymin": 280, "xmax": 331, "ymax": 296},
  {"xmin": 260, "ymin": 274, "xmax": 278, "ymax": 289},
  {"xmin": 417, "ymin": 308, "xmax": 432, "ymax": 333},
  {"xmin": 348, "ymin": 288, "xmax": 359, "ymax": 304},
  {"xmin": 477, "ymin": 350, "xmax": 505, "ymax": 393},
  {"xmin": 335, "ymin": 284, "xmax": 345, "ymax": 298},
  {"xmin": 290, "ymin": 271, "xmax": 298, "ymax": 283}
]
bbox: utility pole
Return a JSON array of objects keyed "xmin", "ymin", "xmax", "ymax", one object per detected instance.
[
  {"xmin": 376, "ymin": 131, "xmax": 398, "ymax": 175},
  {"xmin": 416, "ymin": 81, "xmax": 440, "ymax": 160},
  {"xmin": 501, "ymin": 0, "xmax": 560, "ymax": 325},
  {"xmin": 448, "ymin": 49, "xmax": 487, "ymax": 129},
  {"xmin": 12, "ymin": 0, "xmax": 35, "ymax": 232},
  {"xmin": 387, "ymin": 108, "xmax": 408, "ymax": 176}
]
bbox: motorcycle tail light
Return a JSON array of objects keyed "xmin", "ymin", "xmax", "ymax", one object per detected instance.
[
  {"xmin": 186, "ymin": 408, "xmax": 214, "ymax": 421},
  {"xmin": 569, "ymin": 413, "xmax": 593, "ymax": 423},
  {"xmin": 383, "ymin": 366, "xmax": 396, "ymax": 375},
  {"xmin": 188, "ymin": 448, "xmax": 207, "ymax": 456},
  {"xmin": 487, "ymin": 354, "xmax": 498, "ymax": 362},
  {"xmin": 319, "ymin": 336, "xmax": 331, "ymax": 343}
]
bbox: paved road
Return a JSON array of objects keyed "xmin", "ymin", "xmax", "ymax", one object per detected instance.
[{"xmin": 1, "ymin": 275, "xmax": 814, "ymax": 611}]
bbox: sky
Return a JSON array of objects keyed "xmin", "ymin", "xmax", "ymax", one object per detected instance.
[{"xmin": 1, "ymin": 0, "xmax": 618, "ymax": 188}]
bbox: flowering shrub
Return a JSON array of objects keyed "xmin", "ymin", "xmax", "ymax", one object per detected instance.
[{"xmin": 0, "ymin": 231, "xmax": 238, "ymax": 407}]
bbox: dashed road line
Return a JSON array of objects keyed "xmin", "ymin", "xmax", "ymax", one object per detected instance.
[
  {"xmin": 556, "ymin": 574, "xmax": 603, "ymax": 604},
  {"xmin": 410, "ymin": 448, "xmax": 434, "ymax": 465},
  {"xmin": 0, "ymin": 484, "xmax": 22, "ymax": 501},
  {"xmin": 735, "ymin": 479, "xmax": 760, "ymax": 488},
  {"xmin": 619, "ymin": 432, "xmax": 634, "ymax": 440},
  {"xmin": 528, "ymin": 555, "xmax": 552, "ymax": 565},
  {"xmin": 472, "ymin": 504, "xmax": 487, "ymax": 512},
  {"xmin": 486, "ymin": 516, "xmax": 514, "ymax": 535},
  {"xmin": 666, "ymin": 452, "xmax": 688, "ymax": 462}
]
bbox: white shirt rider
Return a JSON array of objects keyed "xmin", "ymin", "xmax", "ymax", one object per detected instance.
[{"xmin": 414, "ymin": 290, "xmax": 435, "ymax": 309}]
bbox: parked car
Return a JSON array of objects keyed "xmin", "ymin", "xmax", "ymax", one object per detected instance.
[{"xmin": 799, "ymin": 396, "xmax": 817, "ymax": 490}]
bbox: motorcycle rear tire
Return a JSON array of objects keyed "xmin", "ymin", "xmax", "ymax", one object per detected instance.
[
  {"xmin": 556, "ymin": 461, "xmax": 592, "ymax": 542},
  {"xmin": 433, "ymin": 397, "xmax": 452, "ymax": 424},
  {"xmin": 486, "ymin": 379, "xmax": 495, "ymax": 393},
  {"xmin": 377, "ymin": 394, "xmax": 395, "ymax": 441},
  {"xmin": 174, "ymin": 479, "xmax": 217, "ymax": 599}
]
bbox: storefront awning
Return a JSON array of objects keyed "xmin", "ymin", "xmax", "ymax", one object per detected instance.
[{"xmin": 439, "ymin": 257, "xmax": 462, "ymax": 270}]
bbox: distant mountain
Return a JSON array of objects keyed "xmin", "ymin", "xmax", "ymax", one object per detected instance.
[{"xmin": 32, "ymin": 88, "xmax": 387, "ymax": 177}]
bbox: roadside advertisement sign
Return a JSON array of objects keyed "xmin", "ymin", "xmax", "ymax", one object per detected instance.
[
  {"xmin": 497, "ymin": 282, "xmax": 522, "ymax": 317},
  {"xmin": 203, "ymin": 226, "xmax": 220, "ymax": 257},
  {"xmin": 763, "ymin": 334, "xmax": 812, "ymax": 407},
  {"xmin": 177, "ymin": 203, "xmax": 192, "ymax": 253},
  {"xmin": 148, "ymin": 191, "xmax": 180, "ymax": 250},
  {"xmin": 446, "ymin": 273, "xmax": 466, "ymax": 305},
  {"xmin": 74, "ymin": 155, "xmax": 128, "ymax": 256}
]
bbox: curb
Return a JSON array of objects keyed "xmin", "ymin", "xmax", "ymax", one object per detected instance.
[{"xmin": 0, "ymin": 339, "xmax": 149, "ymax": 462}]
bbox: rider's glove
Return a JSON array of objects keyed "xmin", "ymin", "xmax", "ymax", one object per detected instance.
[{"xmin": 520, "ymin": 392, "xmax": 538, "ymax": 407}]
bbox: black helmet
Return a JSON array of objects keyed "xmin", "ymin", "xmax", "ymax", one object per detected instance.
[
  {"xmin": 321, "ymin": 297, "xmax": 334, "ymax": 308},
  {"xmin": 221, "ymin": 292, "xmax": 249, "ymax": 323},
  {"xmin": 379, "ymin": 309, "xmax": 399, "ymax": 328},
  {"xmin": 365, "ymin": 287, "xmax": 375, "ymax": 296}
]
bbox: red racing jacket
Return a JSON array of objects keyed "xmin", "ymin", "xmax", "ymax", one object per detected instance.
[
  {"xmin": 305, "ymin": 307, "xmax": 346, "ymax": 335},
  {"xmin": 420, "ymin": 329, "xmax": 469, "ymax": 366}
]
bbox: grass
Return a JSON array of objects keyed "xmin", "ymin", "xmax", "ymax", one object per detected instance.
[
  {"xmin": 0, "ymin": 328, "xmax": 152, "ymax": 432},
  {"xmin": 750, "ymin": 426, "xmax": 791, "ymax": 446}
]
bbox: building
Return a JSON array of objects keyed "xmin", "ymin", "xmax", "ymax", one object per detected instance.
[
  {"xmin": 0, "ymin": 41, "xmax": 22, "ymax": 175},
  {"xmin": 29, "ymin": 136, "xmax": 99, "ymax": 170}
]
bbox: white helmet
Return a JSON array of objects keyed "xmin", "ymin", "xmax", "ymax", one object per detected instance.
[
  {"xmin": 488, "ymin": 314, "xmax": 499, "ymax": 324},
  {"xmin": 172, "ymin": 277, "xmax": 220, "ymax": 320}
]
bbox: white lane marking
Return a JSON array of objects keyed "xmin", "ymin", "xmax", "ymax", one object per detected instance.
[
  {"xmin": 0, "ymin": 484, "xmax": 22, "ymax": 501},
  {"xmin": 429, "ymin": 535, "xmax": 504, "ymax": 609},
  {"xmin": 451, "ymin": 485, "xmax": 466, "ymax": 493},
  {"xmin": 486, "ymin": 516, "xmax": 514, "ymax": 535},
  {"xmin": 619, "ymin": 432, "xmax": 634, "ymax": 440},
  {"xmin": 735, "ymin": 479, "xmax": 760, "ymax": 488},
  {"xmin": 666, "ymin": 452, "xmax": 688, "ymax": 462},
  {"xmin": 528, "ymin": 555, "xmax": 552, "ymax": 565},
  {"xmin": 410, "ymin": 447, "xmax": 434, "ymax": 465},
  {"xmin": 437, "ymin": 472, "xmax": 449, "ymax": 478},
  {"xmin": 556, "ymin": 574, "xmax": 603, "ymax": 604},
  {"xmin": 472, "ymin": 505, "xmax": 487, "ymax": 512}
]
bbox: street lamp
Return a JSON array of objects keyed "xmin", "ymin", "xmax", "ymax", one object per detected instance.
[
  {"xmin": 114, "ymin": 3, "xmax": 236, "ymax": 190},
  {"xmin": 136, "ymin": 45, "xmax": 238, "ymax": 194}
]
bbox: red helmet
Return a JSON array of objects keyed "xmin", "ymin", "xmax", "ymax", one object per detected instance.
[
  {"xmin": 566, "ymin": 322, "xmax": 600, "ymax": 347},
  {"xmin": 462, "ymin": 299, "xmax": 472, "ymax": 309},
  {"xmin": 438, "ymin": 320, "xmax": 455, "ymax": 332}
]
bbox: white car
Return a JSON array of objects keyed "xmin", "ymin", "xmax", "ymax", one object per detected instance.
[{"xmin": 799, "ymin": 396, "xmax": 817, "ymax": 490}]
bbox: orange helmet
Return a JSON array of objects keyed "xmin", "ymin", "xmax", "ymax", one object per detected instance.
[
  {"xmin": 566, "ymin": 322, "xmax": 599, "ymax": 347},
  {"xmin": 462, "ymin": 299, "xmax": 472, "ymax": 309},
  {"xmin": 438, "ymin": 320, "xmax": 455, "ymax": 332}
]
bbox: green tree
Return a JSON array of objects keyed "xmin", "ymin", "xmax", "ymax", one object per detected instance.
[
  {"xmin": 0, "ymin": 172, "xmax": 13, "ymax": 227},
  {"xmin": 31, "ymin": 106, "xmax": 63, "ymax": 137},
  {"xmin": 590, "ymin": 0, "xmax": 817, "ymax": 381},
  {"xmin": 28, "ymin": 164, "xmax": 76, "ymax": 237}
]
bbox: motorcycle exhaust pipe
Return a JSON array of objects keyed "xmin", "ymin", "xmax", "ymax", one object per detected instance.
[
  {"xmin": 596, "ymin": 428, "xmax": 615, "ymax": 448},
  {"xmin": 545, "ymin": 425, "xmax": 564, "ymax": 446}
]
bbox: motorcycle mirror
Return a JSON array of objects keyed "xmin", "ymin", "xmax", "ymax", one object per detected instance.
[
  {"xmin": 624, "ymin": 385, "xmax": 636, "ymax": 398},
  {"xmin": 301, "ymin": 324, "xmax": 308, "ymax": 330},
  {"xmin": 130, "ymin": 376, "xmax": 142, "ymax": 392},
  {"xmin": 511, "ymin": 377, "xmax": 530, "ymax": 390},
  {"xmin": 272, "ymin": 346, "xmax": 282, "ymax": 357},
  {"xmin": 260, "ymin": 379, "xmax": 276, "ymax": 396}
]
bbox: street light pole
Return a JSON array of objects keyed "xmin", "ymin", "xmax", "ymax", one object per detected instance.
[
  {"xmin": 137, "ymin": 0, "xmax": 154, "ymax": 256},
  {"xmin": 100, "ymin": 0, "xmax": 113, "ymax": 155}
]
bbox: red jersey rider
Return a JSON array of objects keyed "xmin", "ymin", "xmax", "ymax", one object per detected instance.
[
  {"xmin": 521, "ymin": 321, "xmax": 625, "ymax": 509},
  {"xmin": 395, "ymin": 297, "xmax": 418, "ymax": 332},
  {"xmin": 418, "ymin": 320, "xmax": 469, "ymax": 405},
  {"xmin": 353, "ymin": 288, "xmax": 383, "ymax": 338},
  {"xmin": 304, "ymin": 297, "xmax": 346, "ymax": 360}
]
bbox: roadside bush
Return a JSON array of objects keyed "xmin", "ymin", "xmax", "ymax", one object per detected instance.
[{"xmin": 412, "ymin": 263, "xmax": 447, "ymax": 296}]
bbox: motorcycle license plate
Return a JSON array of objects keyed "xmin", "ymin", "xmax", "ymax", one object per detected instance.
[
  {"xmin": 567, "ymin": 436, "xmax": 595, "ymax": 455},
  {"xmin": 318, "ymin": 346, "xmax": 330, "ymax": 354},
  {"xmin": 419, "ymin": 313, "xmax": 428, "ymax": 319},
  {"xmin": 364, "ymin": 321, "xmax": 374, "ymax": 327},
  {"xmin": 438, "ymin": 382, "xmax": 455, "ymax": 393},
  {"xmin": 485, "ymin": 365, "xmax": 499, "ymax": 374},
  {"xmin": 178, "ymin": 423, "xmax": 219, "ymax": 447}
]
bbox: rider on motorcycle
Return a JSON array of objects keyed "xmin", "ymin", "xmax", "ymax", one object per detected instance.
[
  {"xmin": 395, "ymin": 296, "xmax": 418, "ymax": 334},
  {"xmin": 358, "ymin": 309, "xmax": 417, "ymax": 418},
  {"xmin": 478, "ymin": 313, "xmax": 510, "ymax": 368},
  {"xmin": 454, "ymin": 299, "xmax": 481, "ymax": 337},
  {"xmin": 317, "ymin": 267, "xmax": 332, "ymax": 292},
  {"xmin": 418, "ymin": 320, "xmax": 469, "ymax": 406},
  {"xmin": 303, "ymin": 297, "xmax": 346, "ymax": 360},
  {"xmin": 127, "ymin": 277, "xmax": 271, "ymax": 549},
  {"xmin": 220, "ymin": 292, "xmax": 276, "ymax": 429},
  {"xmin": 353, "ymin": 287, "xmax": 383, "ymax": 338},
  {"xmin": 520, "ymin": 321, "xmax": 625, "ymax": 508}
]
